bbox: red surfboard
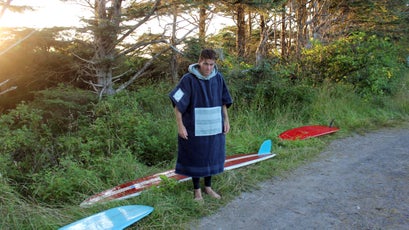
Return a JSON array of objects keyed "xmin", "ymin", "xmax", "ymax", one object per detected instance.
[
  {"xmin": 80, "ymin": 140, "xmax": 275, "ymax": 207},
  {"xmin": 279, "ymin": 125, "xmax": 339, "ymax": 140}
]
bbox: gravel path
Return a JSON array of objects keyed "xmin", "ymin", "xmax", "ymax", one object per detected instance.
[{"xmin": 193, "ymin": 125, "xmax": 409, "ymax": 230}]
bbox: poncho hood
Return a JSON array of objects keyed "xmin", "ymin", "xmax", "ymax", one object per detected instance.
[{"xmin": 188, "ymin": 63, "xmax": 218, "ymax": 80}]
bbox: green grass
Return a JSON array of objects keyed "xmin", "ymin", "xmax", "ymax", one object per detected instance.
[{"xmin": 1, "ymin": 71, "xmax": 409, "ymax": 229}]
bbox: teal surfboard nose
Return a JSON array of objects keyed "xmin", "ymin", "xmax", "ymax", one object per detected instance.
[{"xmin": 59, "ymin": 205, "xmax": 154, "ymax": 230}]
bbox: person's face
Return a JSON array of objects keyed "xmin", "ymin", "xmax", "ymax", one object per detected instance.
[{"xmin": 198, "ymin": 58, "xmax": 215, "ymax": 77}]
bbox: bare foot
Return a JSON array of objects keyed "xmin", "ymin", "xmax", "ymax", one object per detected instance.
[
  {"xmin": 204, "ymin": 187, "xmax": 221, "ymax": 199},
  {"xmin": 194, "ymin": 189, "xmax": 203, "ymax": 201}
]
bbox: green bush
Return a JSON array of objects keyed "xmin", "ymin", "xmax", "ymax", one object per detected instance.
[
  {"xmin": 78, "ymin": 89, "xmax": 176, "ymax": 165},
  {"xmin": 226, "ymin": 61, "xmax": 314, "ymax": 120},
  {"xmin": 0, "ymin": 85, "xmax": 178, "ymax": 204},
  {"xmin": 30, "ymin": 85, "xmax": 97, "ymax": 134},
  {"xmin": 301, "ymin": 32, "xmax": 405, "ymax": 97},
  {"xmin": 0, "ymin": 86, "xmax": 96, "ymax": 197},
  {"xmin": 29, "ymin": 149, "xmax": 154, "ymax": 204},
  {"xmin": 0, "ymin": 103, "xmax": 54, "ymax": 176},
  {"xmin": 0, "ymin": 86, "xmax": 95, "ymax": 169}
]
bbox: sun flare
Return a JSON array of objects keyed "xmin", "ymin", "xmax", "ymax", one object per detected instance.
[{"xmin": 0, "ymin": 0, "xmax": 88, "ymax": 28}]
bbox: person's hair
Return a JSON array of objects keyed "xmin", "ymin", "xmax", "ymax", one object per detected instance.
[{"xmin": 199, "ymin": 49, "xmax": 217, "ymax": 61}]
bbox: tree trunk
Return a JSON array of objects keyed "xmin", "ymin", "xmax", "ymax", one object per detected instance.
[
  {"xmin": 248, "ymin": 11, "xmax": 252, "ymax": 42},
  {"xmin": 281, "ymin": 3, "xmax": 287, "ymax": 57},
  {"xmin": 171, "ymin": 2, "xmax": 179, "ymax": 83},
  {"xmin": 93, "ymin": 0, "xmax": 122, "ymax": 96},
  {"xmin": 287, "ymin": 1, "xmax": 293, "ymax": 57},
  {"xmin": 236, "ymin": 4, "xmax": 246, "ymax": 58},
  {"xmin": 256, "ymin": 14, "xmax": 268, "ymax": 67},
  {"xmin": 273, "ymin": 13, "xmax": 278, "ymax": 51},
  {"xmin": 198, "ymin": 2, "xmax": 207, "ymax": 45},
  {"xmin": 295, "ymin": 0, "xmax": 308, "ymax": 55}
]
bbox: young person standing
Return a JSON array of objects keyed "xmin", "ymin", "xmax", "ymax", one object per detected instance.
[{"xmin": 169, "ymin": 49, "xmax": 233, "ymax": 201}]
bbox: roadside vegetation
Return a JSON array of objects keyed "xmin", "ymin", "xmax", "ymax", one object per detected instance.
[
  {"xmin": 1, "ymin": 30, "xmax": 408, "ymax": 229},
  {"xmin": 1, "ymin": 0, "xmax": 408, "ymax": 229}
]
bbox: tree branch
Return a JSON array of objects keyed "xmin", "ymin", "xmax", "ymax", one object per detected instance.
[
  {"xmin": 117, "ymin": 38, "xmax": 168, "ymax": 57},
  {"xmin": 115, "ymin": 25, "xmax": 196, "ymax": 93},
  {"xmin": 0, "ymin": 0, "xmax": 12, "ymax": 19},
  {"xmin": 0, "ymin": 29, "xmax": 36, "ymax": 56},
  {"xmin": 115, "ymin": 0, "xmax": 161, "ymax": 48},
  {"xmin": 0, "ymin": 79, "xmax": 17, "ymax": 95}
]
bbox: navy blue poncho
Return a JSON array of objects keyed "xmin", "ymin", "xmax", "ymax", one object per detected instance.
[{"xmin": 169, "ymin": 64, "xmax": 232, "ymax": 177}]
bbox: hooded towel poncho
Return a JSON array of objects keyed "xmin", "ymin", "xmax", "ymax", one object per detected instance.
[{"xmin": 169, "ymin": 64, "xmax": 232, "ymax": 177}]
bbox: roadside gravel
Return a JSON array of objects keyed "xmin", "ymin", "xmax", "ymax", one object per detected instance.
[{"xmin": 193, "ymin": 124, "xmax": 409, "ymax": 230}]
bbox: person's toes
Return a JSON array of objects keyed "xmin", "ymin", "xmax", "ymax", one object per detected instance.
[
  {"xmin": 194, "ymin": 189, "xmax": 203, "ymax": 201},
  {"xmin": 204, "ymin": 187, "xmax": 221, "ymax": 199}
]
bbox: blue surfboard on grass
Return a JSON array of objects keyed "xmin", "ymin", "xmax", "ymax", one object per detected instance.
[{"xmin": 59, "ymin": 205, "xmax": 154, "ymax": 230}]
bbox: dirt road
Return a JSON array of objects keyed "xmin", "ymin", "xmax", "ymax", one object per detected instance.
[{"xmin": 193, "ymin": 125, "xmax": 409, "ymax": 229}]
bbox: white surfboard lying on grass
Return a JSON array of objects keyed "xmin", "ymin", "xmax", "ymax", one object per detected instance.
[{"xmin": 80, "ymin": 140, "xmax": 275, "ymax": 207}]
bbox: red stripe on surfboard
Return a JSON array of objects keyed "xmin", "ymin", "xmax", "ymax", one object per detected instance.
[
  {"xmin": 98, "ymin": 154, "xmax": 273, "ymax": 203},
  {"xmin": 87, "ymin": 155, "xmax": 256, "ymax": 198},
  {"xmin": 81, "ymin": 170, "xmax": 187, "ymax": 205},
  {"xmin": 225, "ymin": 155, "xmax": 267, "ymax": 167},
  {"xmin": 112, "ymin": 154, "xmax": 276, "ymax": 201},
  {"xmin": 80, "ymin": 153, "xmax": 274, "ymax": 206},
  {"xmin": 225, "ymin": 154, "xmax": 276, "ymax": 171},
  {"xmin": 108, "ymin": 173, "xmax": 189, "ymax": 201}
]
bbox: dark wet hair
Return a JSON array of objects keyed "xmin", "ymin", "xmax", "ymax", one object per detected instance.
[{"xmin": 199, "ymin": 49, "xmax": 217, "ymax": 61}]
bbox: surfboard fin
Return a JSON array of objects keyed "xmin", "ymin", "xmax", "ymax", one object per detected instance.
[{"xmin": 258, "ymin": 139, "xmax": 272, "ymax": 155}]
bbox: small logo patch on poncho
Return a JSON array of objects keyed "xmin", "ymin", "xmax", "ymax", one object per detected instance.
[{"xmin": 173, "ymin": 88, "xmax": 184, "ymax": 102}]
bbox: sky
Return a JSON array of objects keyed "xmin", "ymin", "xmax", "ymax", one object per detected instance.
[
  {"xmin": 0, "ymin": 0, "xmax": 90, "ymax": 28},
  {"xmin": 0, "ymin": 0, "xmax": 233, "ymax": 34}
]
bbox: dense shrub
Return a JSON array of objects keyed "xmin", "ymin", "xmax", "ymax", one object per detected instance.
[
  {"xmin": 0, "ymin": 86, "xmax": 96, "ymax": 199},
  {"xmin": 30, "ymin": 85, "xmax": 97, "ymax": 134},
  {"xmin": 29, "ymin": 150, "xmax": 154, "ymax": 204},
  {"xmin": 301, "ymin": 32, "xmax": 405, "ymax": 97},
  {"xmin": 226, "ymin": 61, "xmax": 314, "ymax": 117},
  {"xmin": 0, "ymin": 84, "xmax": 177, "ymax": 203},
  {"xmin": 0, "ymin": 104, "xmax": 53, "ymax": 176},
  {"xmin": 78, "ymin": 88, "xmax": 176, "ymax": 165},
  {"xmin": 0, "ymin": 86, "xmax": 95, "ymax": 172}
]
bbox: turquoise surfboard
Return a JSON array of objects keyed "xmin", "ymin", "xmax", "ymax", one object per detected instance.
[{"xmin": 59, "ymin": 205, "xmax": 154, "ymax": 230}]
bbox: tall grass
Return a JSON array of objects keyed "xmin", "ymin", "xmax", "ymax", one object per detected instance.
[
  {"xmin": 1, "ymin": 67, "xmax": 408, "ymax": 229},
  {"xmin": 2, "ymin": 90, "xmax": 409, "ymax": 230}
]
